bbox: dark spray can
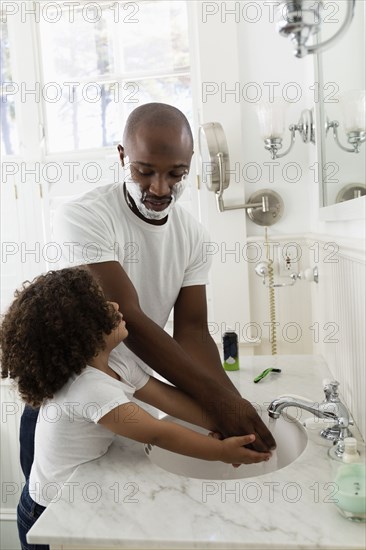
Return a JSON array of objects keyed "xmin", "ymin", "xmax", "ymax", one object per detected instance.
[{"xmin": 222, "ymin": 331, "xmax": 239, "ymax": 371}]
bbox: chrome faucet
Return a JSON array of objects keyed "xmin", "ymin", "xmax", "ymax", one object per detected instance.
[{"xmin": 268, "ymin": 380, "xmax": 353, "ymax": 454}]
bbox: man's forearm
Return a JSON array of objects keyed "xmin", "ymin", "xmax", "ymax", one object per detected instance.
[
  {"xmin": 88, "ymin": 262, "xmax": 236, "ymax": 404},
  {"xmin": 124, "ymin": 312, "xmax": 237, "ymax": 408},
  {"xmin": 122, "ymin": 310, "xmax": 273, "ymax": 447},
  {"xmin": 173, "ymin": 328, "xmax": 240, "ymax": 397},
  {"xmin": 128, "ymin": 320, "xmax": 250, "ymax": 435},
  {"xmin": 135, "ymin": 378, "xmax": 217, "ymax": 432}
]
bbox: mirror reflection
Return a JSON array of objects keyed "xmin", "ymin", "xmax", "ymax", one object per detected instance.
[{"xmin": 316, "ymin": 0, "xmax": 366, "ymax": 207}]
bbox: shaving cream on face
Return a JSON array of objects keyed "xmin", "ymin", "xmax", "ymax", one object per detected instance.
[{"xmin": 124, "ymin": 160, "xmax": 187, "ymax": 221}]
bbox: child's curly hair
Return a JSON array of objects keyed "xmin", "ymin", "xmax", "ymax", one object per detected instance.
[{"xmin": 0, "ymin": 267, "xmax": 121, "ymax": 407}]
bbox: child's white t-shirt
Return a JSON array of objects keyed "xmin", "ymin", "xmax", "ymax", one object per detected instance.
[{"xmin": 29, "ymin": 361, "xmax": 149, "ymax": 506}]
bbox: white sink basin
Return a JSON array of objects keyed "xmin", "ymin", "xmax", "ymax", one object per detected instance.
[{"xmin": 144, "ymin": 413, "xmax": 308, "ymax": 479}]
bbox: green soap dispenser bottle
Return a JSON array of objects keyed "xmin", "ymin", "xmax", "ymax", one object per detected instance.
[{"xmin": 222, "ymin": 330, "xmax": 239, "ymax": 371}]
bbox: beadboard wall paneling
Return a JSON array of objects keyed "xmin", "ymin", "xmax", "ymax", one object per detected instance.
[{"xmin": 307, "ymin": 235, "xmax": 366, "ymax": 439}]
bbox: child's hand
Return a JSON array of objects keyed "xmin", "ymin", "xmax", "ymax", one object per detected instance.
[
  {"xmin": 219, "ymin": 434, "xmax": 272, "ymax": 465},
  {"xmin": 208, "ymin": 431, "xmax": 223, "ymax": 440},
  {"xmin": 208, "ymin": 431, "xmax": 239, "ymax": 467}
]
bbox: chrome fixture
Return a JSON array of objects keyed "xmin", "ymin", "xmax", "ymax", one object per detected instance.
[
  {"xmin": 327, "ymin": 120, "xmax": 365, "ymax": 153},
  {"xmin": 326, "ymin": 90, "xmax": 366, "ymax": 154},
  {"xmin": 336, "ymin": 183, "xmax": 366, "ymax": 203},
  {"xmin": 268, "ymin": 380, "xmax": 353, "ymax": 456},
  {"xmin": 276, "ymin": 0, "xmax": 356, "ymax": 58},
  {"xmin": 257, "ymin": 101, "xmax": 315, "ymax": 160},
  {"xmin": 246, "ymin": 190, "xmax": 284, "ymax": 226},
  {"xmin": 199, "ymin": 122, "xmax": 284, "ymax": 223},
  {"xmin": 255, "ymin": 261, "xmax": 318, "ymax": 287}
]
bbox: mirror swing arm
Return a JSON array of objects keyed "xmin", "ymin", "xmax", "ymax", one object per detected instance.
[{"xmin": 215, "ymin": 151, "xmax": 267, "ymax": 213}]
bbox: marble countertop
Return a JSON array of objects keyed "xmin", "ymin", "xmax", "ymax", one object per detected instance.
[{"xmin": 28, "ymin": 355, "xmax": 365, "ymax": 549}]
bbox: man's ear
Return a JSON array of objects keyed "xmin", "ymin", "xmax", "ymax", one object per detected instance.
[{"xmin": 117, "ymin": 145, "xmax": 125, "ymax": 166}]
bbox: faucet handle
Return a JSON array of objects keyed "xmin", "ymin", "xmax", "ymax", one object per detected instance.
[{"xmin": 323, "ymin": 379, "xmax": 340, "ymax": 401}]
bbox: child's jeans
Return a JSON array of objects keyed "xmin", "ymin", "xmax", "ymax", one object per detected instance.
[
  {"xmin": 20, "ymin": 405, "xmax": 39, "ymax": 480},
  {"xmin": 17, "ymin": 480, "xmax": 49, "ymax": 550}
]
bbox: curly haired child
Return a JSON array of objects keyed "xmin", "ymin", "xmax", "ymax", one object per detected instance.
[{"xmin": 1, "ymin": 267, "xmax": 271, "ymax": 550}]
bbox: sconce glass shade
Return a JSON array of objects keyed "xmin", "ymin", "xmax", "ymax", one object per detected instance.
[
  {"xmin": 256, "ymin": 100, "xmax": 289, "ymax": 140},
  {"xmin": 339, "ymin": 90, "xmax": 366, "ymax": 134}
]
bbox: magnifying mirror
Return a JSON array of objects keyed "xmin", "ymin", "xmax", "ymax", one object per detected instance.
[
  {"xmin": 198, "ymin": 121, "xmax": 284, "ymax": 224},
  {"xmin": 198, "ymin": 122, "xmax": 230, "ymax": 193}
]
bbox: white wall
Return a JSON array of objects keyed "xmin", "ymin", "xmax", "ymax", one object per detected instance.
[
  {"xmin": 237, "ymin": 3, "xmax": 315, "ymax": 238},
  {"xmin": 192, "ymin": 3, "xmax": 252, "ymax": 343},
  {"xmin": 193, "ymin": 1, "xmax": 316, "ymax": 352},
  {"xmin": 193, "ymin": 1, "xmax": 365, "ymax": 366}
]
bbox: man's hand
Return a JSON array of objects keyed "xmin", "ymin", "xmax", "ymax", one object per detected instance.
[{"xmin": 210, "ymin": 393, "xmax": 276, "ymax": 453}]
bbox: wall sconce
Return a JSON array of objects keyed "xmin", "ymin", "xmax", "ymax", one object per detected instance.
[
  {"xmin": 336, "ymin": 183, "xmax": 366, "ymax": 203},
  {"xmin": 257, "ymin": 99, "xmax": 315, "ymax": 160},
  {"xmin": 326, "ymin": 90, "xmax": 366, "ymax": 153},
  {"xmin": 276, "ymin": 0, "xmax": 356, "ymax": 58}
]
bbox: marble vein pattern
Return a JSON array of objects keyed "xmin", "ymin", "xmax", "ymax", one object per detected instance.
[{"xmin": 28, "ymin": 356, "xmax": 366, "ymax": 549}]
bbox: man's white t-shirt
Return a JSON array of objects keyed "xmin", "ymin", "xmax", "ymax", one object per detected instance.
[
  {"xmin": 29, "ymin": 361, "xmax": 149, "ymax": 506},
  {"xmin": 53, "ymin": 182, "xmax": 212, "ymax": 371}
]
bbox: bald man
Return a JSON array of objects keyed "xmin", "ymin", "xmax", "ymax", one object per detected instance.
[{"xmin": 19, "ymin": 104, "xmax": 275, "ymax": 479}]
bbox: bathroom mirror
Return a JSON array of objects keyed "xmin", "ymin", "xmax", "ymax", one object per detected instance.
[
  {"xmin": 316, "ymin": 0, "xmax": 366, "ymax": 214},
  {"xmin": 198, "ymin": 122, "xmax": 230, "ymax": 193}
]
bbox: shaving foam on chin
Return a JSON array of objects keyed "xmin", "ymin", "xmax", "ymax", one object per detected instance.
[{"xmin": 123, "ymin": 158, "xmax": 187, "ymax": 220}]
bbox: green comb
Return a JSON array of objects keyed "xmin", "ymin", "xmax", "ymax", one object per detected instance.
[{"xmin": 253, "ymin": 368, "xmax": 282, "ymax": 383}]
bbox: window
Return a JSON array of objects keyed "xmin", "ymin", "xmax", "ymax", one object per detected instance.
[
  {"xmin": 0, "ymin": 19, "xmax": 19, "ymax": 155},
  {"xmin": 37, "ymin": 0, "xmax": 192, "ymax": 153},
  {"xmin": 0, "ymin": 1, "xmax": 197, "ymax": 313}
]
